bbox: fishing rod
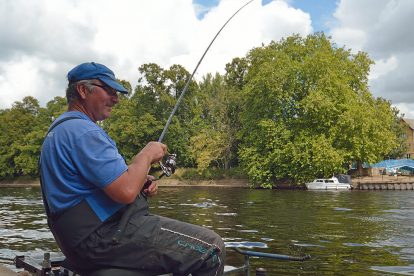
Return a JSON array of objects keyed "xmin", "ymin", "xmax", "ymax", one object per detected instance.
[
  {"xmin": 113, "ymin": 0, "xmax": 254, "ymax": 243},
  {"xmin": 158, "ymin": 0, "xmax": 254, "ymax": 143},
  {"xmin": 155, "ymin": 0, "xmax": 254, "ymax": 180}
]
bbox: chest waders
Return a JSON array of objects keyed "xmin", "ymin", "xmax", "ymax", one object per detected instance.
[{"xmin": 39, "ymin": 117, "xmax": 105, "ymax": 266}]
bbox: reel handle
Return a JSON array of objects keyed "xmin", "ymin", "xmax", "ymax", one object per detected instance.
[{"xmin": 142, "ymin": 179, "xmax": 152, "ymax": 190}]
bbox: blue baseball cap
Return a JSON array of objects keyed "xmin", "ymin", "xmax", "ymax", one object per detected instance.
[{"xmin": 67, "ymin": 62, "xmax": 128, "ymax": 94}]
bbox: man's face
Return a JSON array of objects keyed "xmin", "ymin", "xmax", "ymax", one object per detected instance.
[{"xmin": 81, "ymin": 81, "xmax": 119, "ymax": 122}]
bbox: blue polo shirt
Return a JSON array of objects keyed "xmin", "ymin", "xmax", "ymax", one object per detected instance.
[{"xmin": 40, "ymin": 111, "xmax": 128, "ymax": 222}]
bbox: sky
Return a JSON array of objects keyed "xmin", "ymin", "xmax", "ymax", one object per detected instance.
[{"xmin": 0, "ymin": 0, "xmax": 413, "ymax": 118}]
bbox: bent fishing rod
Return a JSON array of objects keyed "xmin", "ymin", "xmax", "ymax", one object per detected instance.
[
  {"xmin": 155, "ymin": 0, "xmax": 254, "ymax": 180},
  {"xmin": 113, "ymin": 0, "xmax": 254, "ymax": 243},
  {"xmin": 158, "ymin": 0, "xmax": 254, "ymax": 143}
]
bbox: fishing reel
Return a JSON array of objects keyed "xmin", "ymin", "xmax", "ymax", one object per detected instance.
[
  {"xmin": 159, "ymin": 153, "xmax": 177, "ymax": 179},
  {"xmin": 142, "ymin": 153, "xmax": 177, "ymax": 191}
]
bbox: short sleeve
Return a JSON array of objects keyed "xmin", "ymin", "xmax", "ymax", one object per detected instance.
[{"xmin": 73, "ymin": 130, "xmax": 128, "ymax": 188}]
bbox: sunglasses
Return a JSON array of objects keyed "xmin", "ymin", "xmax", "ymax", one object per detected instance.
[{"xmin": 90, "ymin": 83, "xmax": 117, "ymax": 97}]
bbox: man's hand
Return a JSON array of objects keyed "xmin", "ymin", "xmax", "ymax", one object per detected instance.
[
  {"xmin": 142, "ymin": 175, "xmax": 158, "ymax": 197},
  {"xmin": 140, "ymin": 142, "xmax": 167, "ymax": 164}
]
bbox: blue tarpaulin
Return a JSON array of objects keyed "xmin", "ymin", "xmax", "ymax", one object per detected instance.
[{"xmin": 371, "ymin": 159, "xmax": 414, "ymax": 170}]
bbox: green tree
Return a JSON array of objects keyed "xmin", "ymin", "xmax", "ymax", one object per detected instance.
[
  {"xmin": 190, "ymin": 72, "xmax": 243, "ymax": 171},
  {"xmin": 384, "ymin": 105, "xmax": 407, "ymax": 159},
  {"xmin": 224, "ymin": 57, "xmax": 248, "ymax": 90},
  {"xmin": 104, "ymin": 96, "xmax": 162, "ymax": 162},
  {"xmin": 105, "ymin": 64, "xmax": 199, "ymax": 167},
  {"xmin": 0, "ymin": 97, "xmax": 43, "ymax": 178},
  {"xmin": 239, "ymin": 33, "xmax": 399, "ymax": 187},
  {"xmin": 43, "ymin": 96, "xmax": 67, "ymax": 121}
]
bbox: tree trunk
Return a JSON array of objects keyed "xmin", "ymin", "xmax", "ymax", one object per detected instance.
[{"xmin": 357, "ymin": 160, "xmax": 364, "ymax": 176}]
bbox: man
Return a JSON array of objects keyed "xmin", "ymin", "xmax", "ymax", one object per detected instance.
[{"xmin": 40, "ymin": 62, "xmax": 225, "ymax": 275}]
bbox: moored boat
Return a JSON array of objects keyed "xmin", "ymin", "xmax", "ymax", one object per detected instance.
[{"xmin": 305, "ymin": 177, "xmax": 351, "ymax": 190}]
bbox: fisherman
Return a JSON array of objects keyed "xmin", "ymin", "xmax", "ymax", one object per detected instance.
[{"xmin": 39, "ymin": 62, "xmax": 225, "ymax": 275}]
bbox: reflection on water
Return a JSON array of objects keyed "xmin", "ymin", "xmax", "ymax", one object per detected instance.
[{"xmin": 1, "ymin": 187, "xmax": 414, "ymax": 274}]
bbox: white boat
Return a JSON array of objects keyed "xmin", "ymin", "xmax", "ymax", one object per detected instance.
[{"xmin": 305, "ymin": 177, "xmax": 351, "ymax": 190}]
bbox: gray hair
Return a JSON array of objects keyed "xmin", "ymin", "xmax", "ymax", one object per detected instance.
[{"xmin": 66, "ymin": 80, "xmax": 95, "ymax": 104}]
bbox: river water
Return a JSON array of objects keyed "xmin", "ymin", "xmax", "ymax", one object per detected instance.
[{"xmin": 1, "ymin": 186, "xmax": 414, "ymax": 275}]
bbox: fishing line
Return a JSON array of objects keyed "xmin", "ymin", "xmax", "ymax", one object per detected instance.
[
  {"xmin": 155, "ymin": 0, "xmax": 254, "ymax": 180},
  {"xmin": 158, "ymin": 0, "xmax": 254, "ymax": 143}
]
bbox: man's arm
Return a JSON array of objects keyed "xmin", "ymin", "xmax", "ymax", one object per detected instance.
[{"xmin": 104, "ymin": 142, "xmax": 166, "ymax": 204}]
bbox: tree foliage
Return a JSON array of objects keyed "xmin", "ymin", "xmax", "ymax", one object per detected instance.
[
  {"xmin": 239, "ymin": 33, "xmax": 400, "ymax": 187},
  {"xmin": 190, "ymin": 73, "xmax": 242, "ymax": 171},
  {"xmin": 0, "ymin": 34, "xmax": 405, "ymax": 187},
  {"xmin": 0, "ymin": 96, "xmax": 65, "ymax": 178}
]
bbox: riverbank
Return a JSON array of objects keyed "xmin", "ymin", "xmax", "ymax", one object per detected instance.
[
  {"xmin": 1, "ymin": 175, "xmax": 414, "ymax": 189},
  {"xmin": 0, "ymin": 178, "xmax": 250, "ymax": 188},
  {"xmin": 353, "ymin": 175, "xmax": 414, "ymax": 184}
]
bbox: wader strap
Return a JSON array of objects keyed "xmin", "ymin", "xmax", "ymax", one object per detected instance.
[{"xmin": 40, "ymin": 116, "xmax": 82, "ymax": 219}]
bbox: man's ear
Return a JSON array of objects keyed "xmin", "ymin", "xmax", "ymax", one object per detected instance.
[{"xmin": 76, "ymin": 83, "xmax": 89, "ymax": 100}]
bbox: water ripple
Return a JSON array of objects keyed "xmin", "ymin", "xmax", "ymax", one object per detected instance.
[{"xmin": 214, "ymin": 212, "xmax": 237, "ymax": 216}]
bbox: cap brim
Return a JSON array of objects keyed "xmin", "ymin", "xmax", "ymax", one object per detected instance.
[{"xmin": 99, "ymin": 77, "xmax": 128, "ymax": 94}]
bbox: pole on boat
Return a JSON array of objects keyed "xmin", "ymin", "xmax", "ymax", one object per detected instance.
[
  {"xmin": 233, "ymin": 247, "xmax": 311, "ymax": 261},
  {"xmin": 228, "ymin": 247, "xmax": 310, "ymax": 276}
]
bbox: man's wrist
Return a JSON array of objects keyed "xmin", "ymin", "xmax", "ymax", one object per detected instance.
[{"xmin": 134, "ymin": 152, "xmax": 152, "ymax": 166}]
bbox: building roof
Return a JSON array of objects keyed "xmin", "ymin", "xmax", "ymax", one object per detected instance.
[{"xmin": 402, "ymin": 118, "xmax": 414, "ymax": 130}]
